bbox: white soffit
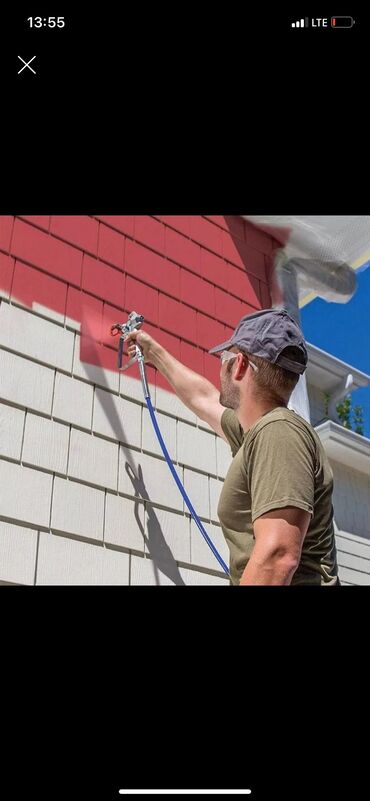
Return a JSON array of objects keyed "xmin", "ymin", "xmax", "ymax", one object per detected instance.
[
  {"xmin": 306, "ymin": 342, "xmax": 370, "ymax": 392},
  {"xmin": 316, "ymin": 420, "xmax": 370, "ymax": 474}
]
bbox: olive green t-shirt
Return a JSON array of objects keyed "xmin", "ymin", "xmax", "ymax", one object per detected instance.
[{"xmin": 219, "ymin": 407, "xmax": 339, "ymax": 586}]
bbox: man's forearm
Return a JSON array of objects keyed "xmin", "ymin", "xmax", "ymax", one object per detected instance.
[
  {"xmin": 239, "ymin": 552, "xmax": 298, "ymax": 585},
  {"xmin": 151, "ymin": 344, "xmax": 218, "ymax": 415}
]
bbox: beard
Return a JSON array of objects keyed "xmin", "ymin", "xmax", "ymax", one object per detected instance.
[{"xmin": 219, "ymin": 374, "xmax": 240, "ymax": 410}]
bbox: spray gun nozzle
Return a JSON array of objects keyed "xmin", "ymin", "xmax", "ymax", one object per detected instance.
[{"xmin": 110, "ymin": 311, "xmax": 145, "ymax": 370}]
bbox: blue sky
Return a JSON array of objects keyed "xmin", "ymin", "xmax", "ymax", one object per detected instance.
[{"xmin": 301, "ymin": 263, "xmax": 370, "ymax": 437}]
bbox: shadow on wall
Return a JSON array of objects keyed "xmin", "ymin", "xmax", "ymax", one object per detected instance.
[
  {"xmin": 83, "ymin": 333, "xmax": 183, "ymax": 586},
  {"xmin": 125, "ymin": 463, "xmax": 185, "ymax": 585},
  {"xmin": 223, "ymin": 215, "xmax": 285, "ymax": 310}
]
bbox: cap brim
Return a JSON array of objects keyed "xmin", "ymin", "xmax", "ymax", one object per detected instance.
[{"xmin": 208, "ymin": 339, "xmax": 234, "ymax": 355}]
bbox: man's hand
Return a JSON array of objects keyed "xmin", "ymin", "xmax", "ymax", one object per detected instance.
[{"xmin": 126, "ymin": 329, "xmax": 162, "ymax": 366}]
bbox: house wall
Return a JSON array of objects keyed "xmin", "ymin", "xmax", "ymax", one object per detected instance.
[
  {"xmin": 0, "ymin": 215, "xmax": 274, "ymax": 585},
  {"xmin": 328, "ymin": 460, "xmax": 370, "ymax": 584}
]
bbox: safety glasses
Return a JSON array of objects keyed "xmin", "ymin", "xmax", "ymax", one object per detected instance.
[
  {"xmin": 220, "ymin": 350, "xmax": 237, "ymax": 365},
  {"xmin": 219, "ymin": 350, "xmax": 259, "ymax": 372}
]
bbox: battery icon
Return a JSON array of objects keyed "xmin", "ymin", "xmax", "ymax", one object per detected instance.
[{"xmin": 331, "ymin": 16, "xmax": 355, "ymax": 27}]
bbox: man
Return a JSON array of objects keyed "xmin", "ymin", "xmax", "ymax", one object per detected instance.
[{"xmin": 126, "ymin": 308, "xmax": 340, "ymax": 586}]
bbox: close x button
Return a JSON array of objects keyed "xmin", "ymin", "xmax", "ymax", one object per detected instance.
[{"xmin": 17, "ymin": 56, "xmax": 37, "ymax": 75}]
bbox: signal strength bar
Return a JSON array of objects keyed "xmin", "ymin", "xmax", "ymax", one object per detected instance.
[{"xmin": 291, "ymin": 18, "xmax": 309, "ymax": 27}]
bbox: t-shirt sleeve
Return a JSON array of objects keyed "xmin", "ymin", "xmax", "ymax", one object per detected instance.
[
  {"xmin": 245, "ymin": 421, "xmax": 315, "ymax": 523},
  {"xmin": 221, "ymin": 409, "xmax": 245, "ymax": 456}
]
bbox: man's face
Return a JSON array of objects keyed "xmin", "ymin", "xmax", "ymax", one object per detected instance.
[{"xmin": 219, "ymin": 348, "xmax": 240, "ymax": 410}]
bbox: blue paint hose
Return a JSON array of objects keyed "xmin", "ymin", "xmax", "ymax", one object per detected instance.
[{"xmin": 137, "ymin": 357, "xmax": 230, "ymax": 578}]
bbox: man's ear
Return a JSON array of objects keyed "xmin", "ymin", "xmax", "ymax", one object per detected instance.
[{"xmin": 233, "ymin": 353, "xmax": 248, "ymax": 381}]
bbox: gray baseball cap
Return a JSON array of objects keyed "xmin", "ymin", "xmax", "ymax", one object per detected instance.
[{"xmin": 208, "ymin": 308, "xmax": 308, "ymax": 374}]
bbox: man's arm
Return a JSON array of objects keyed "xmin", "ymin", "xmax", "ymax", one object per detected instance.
[
  {"xmin": 239, "ymin": 507, "xmax": 311, "ymax": 585},
  {"xmin": 126, "ymin": 330, "xmax": 228, "ymax": 441}
]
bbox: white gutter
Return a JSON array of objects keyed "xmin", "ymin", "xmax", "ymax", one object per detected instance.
[
  {"xmin": 305, "ymin": 342, "xmax": 370, "ymax": 393},
  {"xmin": 315, "ymin": 420, "xmax": 370, "ymax": 473}
]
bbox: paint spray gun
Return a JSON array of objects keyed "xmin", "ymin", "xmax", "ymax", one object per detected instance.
[
  {"xmin": 110, "ymin": 311, "xmax": 230, "ymax": 578},
  {"xmin": 110, "ymin": 311, "xmax": 150, "ymax": 398}
]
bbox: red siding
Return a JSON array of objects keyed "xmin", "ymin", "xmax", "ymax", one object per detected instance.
[
  {"xmin": 222, "ymin": 232, "xmax": 266, "ymax": 282},
  {"xmin": 189, "ymin": 217, "xmax": 224, "ymax": 256},
  {"xmin": 98, "ymin": 223, "xmax": 125, "ymax": 270},
  {"xmin": 12, "ymin": 261, "xmax": 67, "ymax": 317},
  {"xmin": 125, "ymin": 239, "xmax": 180, "ymax": 297},
  {"xmin": 82, "ymin": 255, "xmax": 125, "ymax": 307},
  {"xmin": 0, "ymin": 253, "xmax": 15, "ymax": 296},
  {"xmin": 180, "ymin": 270, "xmax": 215, "ymax": 317},
  {"xmin": 134, "ymin": 216, "xmax": 165, "ymax": 254},
  {"xmin": 159, "ymin": 294, "xmax": 197, "ymax": 341},
  {"xmin": 1, "ymin": 215, "xmax": 276, "ymax": 389},
  {"xmin": 155, "ymin": 216, "xmax": 191, "ymax": 236},
  {"xmin": 203, "ymin": 352, "xmax": 222, "ymax": 389},
  {"xmin": 50, "ymin": 216, "xmax": 99, "ymax": 255},
  {"xmin": 165, "ymin": 227, "xmax": 201, "ymax": 272},
  {"xmin": 181, "ymin": 341, "xmax": 204, "ymax": 375},
  {"xmin": 200, "ymin": 248, "xmax": 229, "ymax": 290},
  {"xmin": 227, "ymin": 265, "xmax": 261, "ymax": 308},
  {"xmin": 66, "ymin": 287, "xmax": 103, "ymax": 332},
  {"xmin": 19, "ymin": 216, "xmax": 50, "ymax": 232},
  {"xmin": 157, "ymin": 329, "xmax": 182, "ymax": 362},
  {"xmin": 125, "ymin": 275, "xmax": 159, "ymax": 327},
  {"xmin": 197, "ymin": 312, "xmax": 227, "ymax": 352},
  {"xmin": 244, "ymin": 219, "xmax": 274, "ymax": 254},
  {"xmin": 11, "ymin": 218, "xmax": 83, "ymax": 286},
  {"xmin": 95, "ymin": 215, "xmax": 135, "ymax": 238},
  {"xmin": 0, "ymin": 216, "xmax": 14, "ymax": 252},
  {"xmin": 214, "ymin": 288, "xmax": 244, "ymax": 327}
]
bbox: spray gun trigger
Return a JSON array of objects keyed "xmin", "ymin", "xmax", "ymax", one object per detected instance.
[{"xmin": 120, "ymin": 352, "xmax": 141, "ymax": 372}]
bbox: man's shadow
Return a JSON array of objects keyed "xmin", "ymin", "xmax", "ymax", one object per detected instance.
[{"xmin": 125, "ymin": 462, "xmax": 185, "ymax": 585}]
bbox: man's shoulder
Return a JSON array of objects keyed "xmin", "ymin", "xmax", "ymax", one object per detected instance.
[{"xmin": 247, "ymin": 407, "xmax": 317, "ymax": 445}]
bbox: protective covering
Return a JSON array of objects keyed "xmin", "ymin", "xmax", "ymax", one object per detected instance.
[
  {"xmin": 243, "ymin": 216, "xmax": 370, "ymax": 422},
  {"xmin": 244, "ymin": 215, "xmax": 370, "ymax": 305}
]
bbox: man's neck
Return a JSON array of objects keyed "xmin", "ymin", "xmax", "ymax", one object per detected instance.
[{"xmin": 236, "ymin": 397, "xmax": 286, "ymax": 432}]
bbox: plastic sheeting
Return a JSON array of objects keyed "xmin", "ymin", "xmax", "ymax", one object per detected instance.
[
  {"xmin": 244, "ymin": 215, "xmax": 370, "ymax": 303},
  {"xmin": 243, "ymin": 216, "xmax": 370, "ymax": 421}
]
